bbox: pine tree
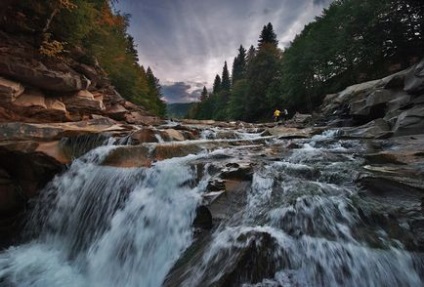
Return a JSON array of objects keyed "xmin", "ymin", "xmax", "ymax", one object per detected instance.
[
  {"xmin": 246, "ymin": 45, "xmax": 256, "ymax": 68},
  {"xmin": 258, "ymin": 22, "xmax": 278, "ymax": 49},
  {"xmin": 232, "ymin": 45, "xmax": 246, "ymax": 84},
  {"xmin": 200, "ymin": 86, "xmax": 208, "ymax": 101},
  {"xmin": 221, "ymin": 61, "xmax": 231, "ymax": 91},
  {"xmin": 212, "ymin": 74, "xmax": 222, "ymax": 94}
]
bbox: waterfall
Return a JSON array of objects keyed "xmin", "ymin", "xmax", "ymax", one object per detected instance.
[
  {"xmin": 0, "ymin": 145, "xmax": 203, "ymax": 287},
  {"xmin": 1, "ymin": 128, "xmax": 423, "ymax": 287}
]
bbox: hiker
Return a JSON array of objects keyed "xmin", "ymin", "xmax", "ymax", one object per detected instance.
[
  {"xmin": 273, "ymin": 109, "xmax": 281, "ymax": 122},
  {"xmin": 283, "ymin": 108, "xmax": 288, "ymax": 119}
]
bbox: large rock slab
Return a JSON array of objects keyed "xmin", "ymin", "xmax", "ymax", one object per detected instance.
[
  {"xmin": 404, "ymin": 58, "xmax": 424, "ymax": 94},
  {"xmin": 0, "ymin": 118, "xmax": 126, "ymax": 141},
  {"xmin": 393, "ymin": 105, "xmax": 424, "ymax": 136},
  {"xmin": 0, "ymin": 55, "xmax": 90, "ymax": 92},
  {"xmin": 0, "ymin": 77, "xmax": 24, "ymax": 103},
  {"xmin": 62, "ymin": 90, "xmax": 105, "ymax": 113},
  {"xmin": 341, "ymin": 118, "xmax": 392, "ymax": 139}
]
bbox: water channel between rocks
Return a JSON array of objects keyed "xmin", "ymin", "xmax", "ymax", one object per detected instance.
[{"xmin": 0, "ymin": 125, "xmax": 423, "ymax": 287}]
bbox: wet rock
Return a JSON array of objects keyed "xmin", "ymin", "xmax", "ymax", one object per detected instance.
[
  {"xmin": 153, "ymin": 144, "xmax": 202, "ymax": 161},
  {"xmin": 101, "ymin": 146, "xmax": 151, "ymax": 168},
  {"xmin": 221, "ymin": 163, "xmax": 254, "ymax": 181},
  {"xmin": 341, "ymin": 118, "xmax": 392, "ymax": 139},
  {"xmin": 211, "ymin": 231, "xmax": 279, "ymax": 287},
  {"xmin": 358, "ymin": 165, "xmax": 424, "ymax": 194},
  {"xmin": 163, "ymin": 129, "xmax": 186, "ymax": 141},
  {"xmin": 207, "ymin": 179, "xmax": 226, "ymax": 191},
  {"xmin": 392, "ymin": 105, "xmax": 424, "ymax": 136},
  {"xmin": 130, "ymin": 128, "xmax": 159, "ymax": 144},
  {"xmin": 266, "ymin": 126, "xmax": 314, "ymax": 139},
  {"xmin": 193, "ymin": 205, "xmax": 213, "ymax": 230},
  {"xmin": 0, "ymin": 143, "xmax": 64, "ymax": 199}
]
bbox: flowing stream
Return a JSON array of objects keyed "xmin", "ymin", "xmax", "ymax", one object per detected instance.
[{"xmin": 0, "ymin": 126, "xmax": 423, "ymax": 287}]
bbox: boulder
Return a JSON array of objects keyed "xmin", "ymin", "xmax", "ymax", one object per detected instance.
[
  {"xmin": 0, "ymin": 55, "xmax": 90, "ymax": 92},
  {"xmin": 341, "ymin": 118, "xmax": 392, "ymax": 139},
  {"xmin": 130, "ymin": 128, "xmax": 160, "ymax": 144},
  {"xmin": 62, "ymin": 90, "xmax": 105, "ymax": 113},
  {"xmin": 393, "ymin": 105, "xmax": 424, "ymax": 135},
  {"xmin": 0, "ymin": 142, "xmax": 64, "ymax": 198},
  {"xmin": 163, "ymin": 129, "xmax": 186, "ymax": 141},
  {"xmin": 101, "ymin": 146, "xmax": 152, "ymax": 168},
  {"xmin": 93, "ymin": 87, "xmax": 125, "ymax": 106},
  {"xmin": 0, "ymin": 77, "xmax": 24, "ymax": 103},
  {"xmin": 221, "ymin": 162, "xmax": 254, "ymax": 181},
  {"xmin": 125, "ymin": 112, "xmax": 163, "ymax": 126},
  {"xmin": 266, "ymin": 126, "xmax": 315, "ymax": 139},
  {"xmin": 104, "ymin": 104, "xmax": 128, "ymax": 121},
  {"xmin": 404, "ymin": 58, "xmax": 424, "ymax": 94}
]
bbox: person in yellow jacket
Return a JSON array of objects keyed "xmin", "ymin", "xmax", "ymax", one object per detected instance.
[{"xmin": 273, "ymin": 108, "xmax": 281, "ymax": 122}]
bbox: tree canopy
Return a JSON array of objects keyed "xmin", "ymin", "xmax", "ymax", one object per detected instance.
[{"xmin": 189, "ymin": 0, "xmax": 424, "ymax": 122}]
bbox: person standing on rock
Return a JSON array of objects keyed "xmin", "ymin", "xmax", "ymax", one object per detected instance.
[{"xmin": 273, "ymin": 108, "xmax": 281, "ymax": 122}]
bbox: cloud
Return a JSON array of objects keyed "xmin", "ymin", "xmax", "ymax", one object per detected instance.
[
  {"xmin": 161, "ymin": 82, "xmax": 204, "ymax": 104},
  {"xmin": 117, "ymin": 0, "xmax": 333, "ymax": 103}
]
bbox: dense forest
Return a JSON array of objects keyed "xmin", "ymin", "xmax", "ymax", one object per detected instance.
[
  {"xmin": 188, "ymin": 0, "xmax": 424, "ymax": 122},
  {"xmin": 0, "ymin": 0, "xmax": 166, "ymax": 116}
]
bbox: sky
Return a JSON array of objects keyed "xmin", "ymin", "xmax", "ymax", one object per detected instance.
[{"xmin": 116, "ymin": 0, "xmax": 333, "ymax": 104}]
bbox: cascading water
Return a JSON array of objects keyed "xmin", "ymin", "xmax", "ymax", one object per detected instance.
[
  {"xmin": 0, "ymin": 145, "xmax": 204, "ymax": 287},
  {"xmin": 163, "ymin": 132, "xmax": 424, "ymax": 287},
  {"xmin": 1, "ymin": 127, "xmax": 423, "ymax": 287}
]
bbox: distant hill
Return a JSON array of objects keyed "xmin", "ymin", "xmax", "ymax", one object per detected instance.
[{"xmin": 166, "ymin": 103, "xmax": 194, "ymax": 118}]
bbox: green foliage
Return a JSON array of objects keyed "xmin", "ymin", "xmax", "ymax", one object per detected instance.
[
  {"xmin": 221, "ymin": 62, "xmax": 231, "ymax": 92},
  {"xmin": 258, "ymin": 22, "xmax": 278, "ymax": 49},
  {"xmin": 212, "ymin": 75, "xmax": 222, "ymax": 94},
  {"xmin": 231, "ymin": 45, "xmax": 246, "ymax": 85}
]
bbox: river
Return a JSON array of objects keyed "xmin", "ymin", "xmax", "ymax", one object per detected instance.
[{"xmin": 0, "ymin": 124, "xmax": 423, "ymax": 287}]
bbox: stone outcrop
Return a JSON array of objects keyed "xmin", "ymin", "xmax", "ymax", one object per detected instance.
[
  {"xmin": 320, "ymin": 58, "xmax": 424, "ymax": 137},
  {"xmin": 0, "ymin": 32, "xmax": 155, "ymax": 125}
]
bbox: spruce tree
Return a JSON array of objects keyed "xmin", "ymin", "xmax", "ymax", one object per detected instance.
[
  {"xmin": 221, "ymin": 61, "xmax": 231, "ymax": 91},
  {"xmin": 200, "ymin": 86, "xmax": 208, "ymax": 101},
  {"xmin": 212, "ymin": 74, "xmax": 222, "ymax": 94},
  {"xmin": 258, "ymin": 22, "xmax": 278, "ymax": 49},
  {"xmin": 232, "ymin": 45, "xmax": 246, "ymax": 84},
  {"xmin": 246, "ymin": 45, "xmax": 256, "ymax": 68}
]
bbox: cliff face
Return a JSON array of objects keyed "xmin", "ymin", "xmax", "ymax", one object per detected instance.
[{"xmin": 0, "ymin": 31, "xmax": 160, "ymax": 126}]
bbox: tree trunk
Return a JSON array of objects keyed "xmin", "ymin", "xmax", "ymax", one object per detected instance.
[{"xmin": 42, "ymin": 7, "xmax": 59, "ymax": 34}]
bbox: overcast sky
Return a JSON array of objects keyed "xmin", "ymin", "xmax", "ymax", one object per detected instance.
[{"xmin": 116, "ymin": 0, "xmax": 333, "ymax": 104}]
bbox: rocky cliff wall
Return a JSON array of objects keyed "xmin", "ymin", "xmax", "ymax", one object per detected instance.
[{"xmin": 0, "ymin": 31, "xmax": 161, "ymax": 126}]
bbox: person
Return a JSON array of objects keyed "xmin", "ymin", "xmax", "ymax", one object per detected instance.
[
  {"xmin": 283, "ymin": 108, "xmax": 288, "ymax": 119},
  {"xmin": 273, "ymin": 108, "xmax": 281, "ymax": 122}
]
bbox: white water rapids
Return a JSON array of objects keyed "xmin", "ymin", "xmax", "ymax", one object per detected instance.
[
  {"xmin": 0, "ymin": 129, "xmax": 423, "ymax": 287},
  {"xmin": 0, "ymin": 146, "xmax": 204, "ymax": 287}
]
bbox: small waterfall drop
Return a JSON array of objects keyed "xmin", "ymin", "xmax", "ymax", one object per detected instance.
[{"xmin": 0, "ymin": 145, "xmax": 204, "ymax": 287}]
